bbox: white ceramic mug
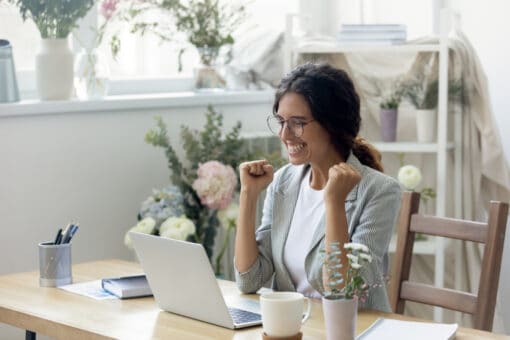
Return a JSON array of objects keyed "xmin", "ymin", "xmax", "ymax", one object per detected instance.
[{"xmin": 260, "ymin": 291, "xmax": 311, "ymax": 337}]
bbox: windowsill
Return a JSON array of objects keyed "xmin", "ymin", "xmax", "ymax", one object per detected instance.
[{"xmin": 0, "ymin": 90, "xmax": 275, "ymax": 118}]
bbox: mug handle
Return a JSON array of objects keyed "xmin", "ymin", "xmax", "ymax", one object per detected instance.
[{"xmin": 301, "ymin": 297, "xmax": 312, "ymax": 323}]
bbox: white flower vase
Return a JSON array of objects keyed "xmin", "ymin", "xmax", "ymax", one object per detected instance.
[
  {"xmin": 416, "ymin": 109, "xmax": 437, "ymax": 143},
  {"xmin": 36, "ymin": 38, "xmax": 74, "ymax": 100},
  {"xmin": 322, "ymin": 296, "xmax": 358, "ymax": 340},
  {"xmin": 74, "ymin": 48, "xmax": 110, "ymax": 100}
]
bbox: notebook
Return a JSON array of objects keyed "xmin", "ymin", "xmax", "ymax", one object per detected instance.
[
  {"xmin": 357, "ymin": 318, "xmax": 458, "ymax": 340},
  {"xmin": 129, "ymin": 232, "xmax": 262, "ymax": 329},
  {"xmin": 101, "ymin": 274, "xmax": 152, "ymax": 299}
]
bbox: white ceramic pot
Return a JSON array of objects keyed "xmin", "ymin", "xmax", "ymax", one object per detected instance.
[
  {"xmin": 36, "ymin": 38, "xmax": 74, "ymax": 100},
  {"xmin": 322, "ymin": 296, "xmax": 358, "ymax": 340},
  {"xmin": 416, "ymin": 109, "xmax": 437, "ymax": 143}
]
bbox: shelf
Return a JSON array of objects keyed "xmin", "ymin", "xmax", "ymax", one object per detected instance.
[
  {"xmin": 294, "ymin": 43, "xmax": 441, "ymax": 54},
  {"xmin": 372, "ymin": 142, "xmax": 455, "ymax": 153}
]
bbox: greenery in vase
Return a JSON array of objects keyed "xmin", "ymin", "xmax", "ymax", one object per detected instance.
[
  {"xmin": 323, "ymin": 241, "xmax": 373, "ymax": 302},
  {"xmin": 127, "ymin": 0, "xmax": 246, "ymax": 70},
  {"xmin": 379, "ymin": 81, "xmax": 406, "ymax": 109},
  {"xmin": 405, "ymin": 76, "xmax": 463, "ymax": 110},
  {"xmin": 7, "ymin": 0, "xmax": 94, "ymax": 38}
]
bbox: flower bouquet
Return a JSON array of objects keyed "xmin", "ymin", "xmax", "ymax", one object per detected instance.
[
  {"xmin": 322, "ymin": 241, "xmax": 373, "ymax": 340},
  {"xmin": 125, "ymin": 106, "xmax": 257, "ymax": 275}
]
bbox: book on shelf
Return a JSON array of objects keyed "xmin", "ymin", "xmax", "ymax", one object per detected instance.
[
  {"xmin": 336, "ymin": 38, "xmax": 406, "ymax": 46},
  {"xmin": 337, "ymin": 24, "xmax": 407, "ymax": 44},
  {"xmin": 101, "ymin": 274, "xmax": 153, "ymax": 299},
  {"xmin": 337, "ymin": 31, "xmax": 407, "ymax": 40},
  {"xmin": 357, "ymin": 318, "xmax": 458, "ymax": 340},
  {"xmin": 341, "ymin": 24, "xmax": 407, "ymax": 32}
]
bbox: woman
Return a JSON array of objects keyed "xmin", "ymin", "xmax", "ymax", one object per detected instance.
[{"xmin": 234, "ymin": 63, "xmax": 401, "ymax": 312}]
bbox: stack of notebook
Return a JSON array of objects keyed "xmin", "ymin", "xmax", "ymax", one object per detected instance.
[{"xmin": 336, "ymin": 24, "xmax": 407, "ymax": 45}]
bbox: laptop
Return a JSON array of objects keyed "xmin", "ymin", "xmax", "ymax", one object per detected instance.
[{"xmin": 129, "ymin": 232, "xmax": 262, "ymax": 329}]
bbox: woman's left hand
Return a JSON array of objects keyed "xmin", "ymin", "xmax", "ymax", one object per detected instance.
[{"xmin": 324, "ymin": 163, "xmax": 361, "ymax": 203}]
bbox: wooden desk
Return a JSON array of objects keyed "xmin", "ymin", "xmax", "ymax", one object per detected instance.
[{"xmin": 0, "ymin": 260, "xmax": 507, "ymax": 339}]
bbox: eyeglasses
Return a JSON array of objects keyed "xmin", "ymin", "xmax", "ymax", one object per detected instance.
[{"xmin": 266, "ymin": 115, "xmax": 315, "ymax": 138}]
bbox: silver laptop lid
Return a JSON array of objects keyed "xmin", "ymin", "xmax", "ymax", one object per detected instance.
[{"xmin": 130, "ymin": 232, "xmax": 235, "ymax": 329}]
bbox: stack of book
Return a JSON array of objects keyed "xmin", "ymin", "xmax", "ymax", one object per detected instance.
[{"xmin": 336, "ymin": 24, "xmax": 407, "ymax": 45}]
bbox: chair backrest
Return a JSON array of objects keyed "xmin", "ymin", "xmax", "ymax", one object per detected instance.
[{"xmin": 389, "ymin": 191, "xmax": 509, "ymax": 331}]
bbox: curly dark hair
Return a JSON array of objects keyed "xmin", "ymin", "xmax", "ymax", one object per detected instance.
[{"xmin": 273, "ymin": 62, "xmax": 383, "ymax": 172}]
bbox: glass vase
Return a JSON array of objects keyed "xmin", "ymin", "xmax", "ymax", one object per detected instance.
[
  {"xmin": 74, "ymin": 48, "xmax": 110, "ymax": 100},
  {"xmin": 194, "ymin": 47, "xmax": 226, "ymax": 91}
]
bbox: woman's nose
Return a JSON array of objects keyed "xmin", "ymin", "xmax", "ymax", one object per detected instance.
[{"xmin": 279, "ymin": 121, "xmax": 294, "ymax": 139}]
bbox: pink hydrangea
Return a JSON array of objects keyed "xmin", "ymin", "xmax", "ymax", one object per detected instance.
[
  {"xmin": 100, "ymin": 0, "xmax": 119, "ymax": 20},
  {"xmin": 192, "ymin": 161, "xmax": 237, "ymax": 210}
]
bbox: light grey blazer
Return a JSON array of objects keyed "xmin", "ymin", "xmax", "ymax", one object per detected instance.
[{"xmin": 235, "ymin": 154, "xmax": 401, "ymax": 312}]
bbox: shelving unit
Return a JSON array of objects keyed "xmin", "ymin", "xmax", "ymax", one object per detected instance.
[{"xmin": 284, "ymin": 9, "xmax": 463, "ymax": 322}]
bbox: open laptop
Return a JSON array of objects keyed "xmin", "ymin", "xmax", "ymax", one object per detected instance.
[{"xmin": 129, "ymin": 232, "xmax": 262, "ymax": 329}]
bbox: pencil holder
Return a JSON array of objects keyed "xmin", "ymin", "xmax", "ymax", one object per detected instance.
[{"xmin": 38, "ymin": 241, "xmax": 72, "ymax": 287}]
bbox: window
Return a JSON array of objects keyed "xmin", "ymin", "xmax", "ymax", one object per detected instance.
[{"xmin": 2, "ymin": 0, "xmax": 436, "ymax": 97}]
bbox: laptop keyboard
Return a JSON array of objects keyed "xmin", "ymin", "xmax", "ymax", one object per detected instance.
[{"xmin": 228, "ymin": 307, "xmax": 262, "ymax": 324}]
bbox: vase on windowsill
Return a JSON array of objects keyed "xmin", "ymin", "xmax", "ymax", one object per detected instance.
[
  {"xmin": 194, "ymin": 47, "xmax": 226, "ymax": 91},
  {"xmin": 74, "ymin": 47, "xmax": 110, "ymax": 100},
  {"xmin": 36, "ymin": 38, "xmax": 74, "ymax": 100}
]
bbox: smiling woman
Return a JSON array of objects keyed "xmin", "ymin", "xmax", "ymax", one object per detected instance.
[{"xmin": 234, "ymin": 63, "xmax": 401, "ymax": 313}]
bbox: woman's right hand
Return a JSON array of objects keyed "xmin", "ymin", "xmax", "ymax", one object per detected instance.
[{"xmin": 239, "ymin": 160, "xmax": 274, "ymax": 197}]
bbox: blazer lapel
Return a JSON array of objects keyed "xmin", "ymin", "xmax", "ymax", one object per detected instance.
[{"xmin": 273, "ymin": 165, "xmax": 308, "ymax": 279}]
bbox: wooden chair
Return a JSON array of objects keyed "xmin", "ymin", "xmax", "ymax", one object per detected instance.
[{"xmin": 389, "ymin": 191, "xmax": 509, "ymax": 331}]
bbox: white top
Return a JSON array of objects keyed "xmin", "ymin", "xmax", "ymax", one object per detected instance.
[{"xmin": 283, "ymin": 168, "xmax": 324, "ymax": 299}]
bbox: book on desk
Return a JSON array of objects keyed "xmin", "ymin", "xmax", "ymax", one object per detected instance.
[
  {"xmin": 101, "ymin": 274, "xmax": 153, "ymax": 299},
  {"xmin": 357, "ymin": 318, "xmax": 458, "ymax": 340}
]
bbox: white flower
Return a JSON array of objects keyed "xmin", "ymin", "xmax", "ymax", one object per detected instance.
[
  {"xmin": 346, "ymin": 253, "xmax": 358, "ymax": 263},
  {"xmin": 359, "ymin": 253, "xmax": 373, "ymax": 263},
  {"xmin": 124, "ymin": 217, "xmax": 156, "ymax": 249},
  {"xmin": 344, "ymin": 242, "xmax": 369, "ymax": 253},
  {"xmin": 351, "ymin": 262, "xmax": 362, "ymax": 270},
  {"xmin": 218, "ymin": 202, "xmax": 239, "ymax": 230},
  {"xmin": 398, "ymin": 165, "xmax": 422, "ymax": 190},
  {"xmin": 159, "ymin": 216, "xmax": 196, "ymax": 241}
]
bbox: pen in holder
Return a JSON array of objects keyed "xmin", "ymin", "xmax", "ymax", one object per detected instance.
[{"xmin": 38, "ymin": 241, "xmax": 72, "ymax": 287}]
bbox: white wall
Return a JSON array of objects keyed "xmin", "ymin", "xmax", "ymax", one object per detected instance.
[
  {"xmin": 450, "ymin": 0, "xmax": 510, "ymax": 333},
  {"xmin": 0, "ymin": 98, "xmax": 272, "ymax": 338}
]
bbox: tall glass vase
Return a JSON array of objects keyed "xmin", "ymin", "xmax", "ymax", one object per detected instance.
[{"xmin": 74, "ymin": 48, "xmax": 110, "ymax": 100}]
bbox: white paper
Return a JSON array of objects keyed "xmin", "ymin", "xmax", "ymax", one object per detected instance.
[
  {"xmin": 58, "ymin": 280, "xmax": 117, "ymax": 300},
  {"xmin": 357, "ymin": 318, "xmax": 458, "ymax": 340}
]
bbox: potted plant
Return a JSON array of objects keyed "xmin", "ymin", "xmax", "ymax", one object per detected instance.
[
  {"xmin": 7, "ymin": 0, "xmax": 95, "ymax": 100},
  {"xmin": 377, "ymin": 79, "xmax": 405, "ymax": 142},
  {"xmin": 405, "ymin": 75, "xmax": 463, "ymax": 142},
  {"xmin": 128, "ymin": 0, "xmax": 246, "ymax": 90},
  {"xmin": 322, "ymin": 241, "xmax": 372, "ymax": 340}
]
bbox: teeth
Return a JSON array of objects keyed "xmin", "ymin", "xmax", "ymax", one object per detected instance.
[{"xmin": 288, "ymin": 144, "xmax": 305, "ymax": 153}]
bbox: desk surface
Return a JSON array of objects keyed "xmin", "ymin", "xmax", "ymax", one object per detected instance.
[{"xmin": 0, "ymin": 259, "xmax": 507, "ymax": 340}]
